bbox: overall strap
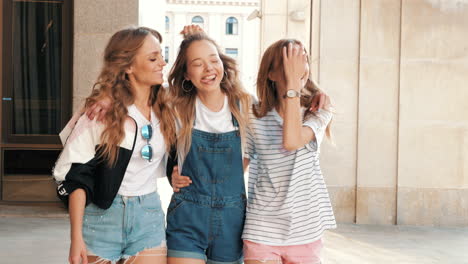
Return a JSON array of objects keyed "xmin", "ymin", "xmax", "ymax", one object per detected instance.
[
  {"xmin": 231, "ymin": 100, "xmax": 240, "ymax": 129},
  {"xmin": 231, "ymin": 113, "xmax": 239, "ymax": 129}
]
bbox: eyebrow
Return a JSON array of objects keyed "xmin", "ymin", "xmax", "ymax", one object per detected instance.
[
  {"xmin": 147, "ymin": 50, "xmax": 161, "ymax": 57},
  {"xmin": 189, "ymin": 54, "xmax": 218, "ymax": 64}
]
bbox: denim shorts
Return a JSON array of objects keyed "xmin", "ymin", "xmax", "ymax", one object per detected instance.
[
  {"xmin": 83, "ymin": 192, "xmax": 166, "ymax": 262},
  {"xmin": 166, "ymin": 192, "xmax": 246, "ymax": 264}
]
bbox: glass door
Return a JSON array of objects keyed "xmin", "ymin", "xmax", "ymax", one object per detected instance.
[{"xmin": 1, "ymin": 0, "xmax": 72, "ymax": 202}]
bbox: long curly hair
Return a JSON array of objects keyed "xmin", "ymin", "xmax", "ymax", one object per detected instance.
[
  {"xmin": 85, "ymin": 27, "xmax": 176, "ymax": 167},
  {"xmin": 168, "ymin": 33, "xmax": 251, "ymax": 161},
  {"xmin": 254, "ymin": 39, "xmax": 332, "ymax": 139}
]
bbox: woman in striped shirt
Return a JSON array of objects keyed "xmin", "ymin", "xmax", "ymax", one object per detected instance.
[{"xmin": 241, "ymin": 40, "xmax": 336, "ymax": 264}]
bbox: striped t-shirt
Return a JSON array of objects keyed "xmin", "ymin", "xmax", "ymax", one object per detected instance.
[{"xmin": 242, "ymin": 107, "xmax": 336, "ymax": 246}]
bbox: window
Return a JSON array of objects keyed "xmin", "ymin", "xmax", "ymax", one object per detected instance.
[
  {"xmin": 2, "ymin": 0, "xmax": 72, "ymax": 144},
  {"xmin": 191, "ymin": 15, "xmax": 204, "ymax": 28},
  {"xmin": 225, "ymin": 48, "xmax": 238, "ymax": 58},
  {"xmin": 226, "ymin": 17, "xmax": 238, "ymax": 35},
  {"xmin": 165, "ymin": 16, "xmax": 170, "ymax": 32},
  {"xmin": 165, "ymin": 47, "xmax": 169, "ymax": 63}
]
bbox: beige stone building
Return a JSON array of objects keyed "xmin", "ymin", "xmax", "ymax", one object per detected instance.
[
  {"xmin": 304, "ymin": 0, "xmax": 468, "ymax": 226},
  {"xmin": 0, "ymin": 0, "xmax": 466, "ymax": 227},
  {"xmin": 163, "ymin": 0, "xmax": 261, "ymax": 93}
]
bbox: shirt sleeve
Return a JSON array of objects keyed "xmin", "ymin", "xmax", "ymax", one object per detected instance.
[
  {"xmin": 53, "ymin": 115, "xmax": 101, "ymax": 207},
  {"xmin": 303, "ymin": 109, "xmax": 333, "ymax": 152},
  {"xmin": 244, "ymin": 124, "xmax": 256, "ymax": 160}
]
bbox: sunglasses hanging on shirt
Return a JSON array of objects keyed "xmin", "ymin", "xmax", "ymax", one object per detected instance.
[{"xmin": 141, "ymin": 124, "xmax": 153, "ymax": 162}]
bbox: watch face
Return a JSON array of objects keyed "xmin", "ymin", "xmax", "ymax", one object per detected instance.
[{"xmin": 287, "ymin": 90, "xmax": 299, "ymax": 98}]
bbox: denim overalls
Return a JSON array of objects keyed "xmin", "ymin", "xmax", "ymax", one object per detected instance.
[{"xmin": 166, "ymin": 115, "xmax": 246, "ymax": 264}]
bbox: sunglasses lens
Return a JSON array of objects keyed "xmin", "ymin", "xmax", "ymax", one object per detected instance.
[
  {"xmin": 141, "ymin": 124, "xmax": 153, "ymax": 140},
  {"xmin": 141, "ymin": 144, "xmax": 153, "ymax": 161}
]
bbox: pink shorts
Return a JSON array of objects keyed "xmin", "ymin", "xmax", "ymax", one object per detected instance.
[{"xmin": 243, "ymin": 239, "xmax": 323, "ymax": 264}]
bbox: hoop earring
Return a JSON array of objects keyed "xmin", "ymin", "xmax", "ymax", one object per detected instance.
[
  {"xmin": 221, "ymin": 71, "xmax": 228, "ymax": 84},
  {"xmin": 182, "ymin": 79, "xmax": 193, "ymax": 93}
]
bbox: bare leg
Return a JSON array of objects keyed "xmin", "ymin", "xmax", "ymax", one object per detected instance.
[
  {"xmin": 87, "ymin": 255, "xmax": 113, "ymax": 264},
  {"xmin": 167, "ymin": 257, "xmax": 205, "ymax": 264},
  {"xmin": 244, "ymin": 260, "xmax": 281, "ymax": 264},
  {"xmin": 122, "ymin": 247, "xmax": 167, "ymax": 264}
]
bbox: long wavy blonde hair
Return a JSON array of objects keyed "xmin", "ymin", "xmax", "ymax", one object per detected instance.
[
  {"xmin": 168, "ymin": 33, "xmax": 250, "ymax": 160},
  {"xmin": 86, "ymin": 27, "xmax": 176, "ymax": 167},
  {"xmin": 254, "ymin": 39, "xmax": 332, "ymax": 139}
]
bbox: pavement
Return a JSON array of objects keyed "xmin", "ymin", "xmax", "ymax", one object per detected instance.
[{"xmin": 1, "ymin": 179, "xmax": 467, "ymax": 264}]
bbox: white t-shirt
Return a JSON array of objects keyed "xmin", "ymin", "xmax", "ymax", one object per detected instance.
[
  {"xmin": 194, "ymin": 95, "xmax": 235, "ymax": 133},
  {"xmin": 118, "ymin": 104, "xmax": 166, "ymax": 196},
  {"xmin": 242, "ymin": 107, "xmax": 336, "ymax": 246}
]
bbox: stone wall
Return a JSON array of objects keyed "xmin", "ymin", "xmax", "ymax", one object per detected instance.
[
  {"xmin": 306, "ymin": 0, "xmax": 468, "ymax": 226},
  {"xmin": 72, "ymin": 0, "xmax": 139, "ymax": 112}
]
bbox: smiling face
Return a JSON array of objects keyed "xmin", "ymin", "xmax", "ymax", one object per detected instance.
[
  {"xmin": 127, "ymin": 34, "xmax": 166, "ymax": 87},
  {"xmin": 184, "ymin": 40, "xmax": 224, "ymax": 94}
]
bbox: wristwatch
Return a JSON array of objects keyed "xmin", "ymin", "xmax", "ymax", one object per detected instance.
[{"xmin": 283, "ymin": 89, "xmax": 301, "ymax": 99}]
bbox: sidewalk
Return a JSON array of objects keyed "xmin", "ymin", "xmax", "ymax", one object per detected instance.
[
  {"xmin": 1, "ymin": 181, "xmax": 466, "ymax": 264},
  {"xmin": 1, "ymin": 211, "xmax": 467, "ymax": 264},
  {"xmin": 322, "ymin": 223, "xmax": 467, "ymax": 264}
]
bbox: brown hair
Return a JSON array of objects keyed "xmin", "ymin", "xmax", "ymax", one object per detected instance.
[
  {"xmin": 254, "ymin": 39, "xmax": 332, "ymax": 139},
  {"xmin": 86, "ymin": 27, "xmax": 176, "ymax": 167},
  {"xmin": 168, "ymin": 33, "xmax": 250, "ymax": 159}
]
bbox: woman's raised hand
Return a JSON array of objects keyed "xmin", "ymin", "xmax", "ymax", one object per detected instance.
[
  {"xmin": 283, "ymin": 42, "xmax": 308, "ymax": 90},
  {"xmin": 180, "ymin": 25, "xmax": 204, "ymax": 37}
]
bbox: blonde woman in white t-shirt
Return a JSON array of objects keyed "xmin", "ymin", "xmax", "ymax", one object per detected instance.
[{"xmin": 53, "ymin": 27, "xmax": 176, "ymax": 264}]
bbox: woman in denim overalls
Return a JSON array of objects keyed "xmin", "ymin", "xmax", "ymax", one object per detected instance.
[{"xmin": 165, "ymin": 33, "xmax": 251, "ymax": 264}]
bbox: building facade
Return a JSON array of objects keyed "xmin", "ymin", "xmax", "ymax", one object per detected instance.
[{"xmin": 162, "ymin": 0, "xmax": 261, "ymax": 93}]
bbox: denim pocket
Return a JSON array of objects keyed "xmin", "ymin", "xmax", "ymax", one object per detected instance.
[
  {"xmin": 84, "ymin": 203, "xmax": 108, "ymax": 216},
  {"xmin": 197, "ymin": 146, "xmax": 233, "ymax": 183},
  {"xmin": 167, "ymin": 198, "xmax": 185, "ymax": 218},
  {"xmin": 140, "ymin": 195, "xmax": 162, "ymax": 213},
  {"xmin": 142, "ymin": 206, "xmax": 160, "ymax": 213}
]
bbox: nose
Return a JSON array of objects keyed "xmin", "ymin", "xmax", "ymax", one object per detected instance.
[
  {"xmin": 205, "ymin": 62, "xmax": 214, "ymax": 72},
  {"xmin": 159, "ymin": 53, "xmax": 167, "ymax": 67}
]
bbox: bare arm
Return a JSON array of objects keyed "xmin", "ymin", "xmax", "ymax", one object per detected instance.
[
  {"xmin": 68, "ymin": 189, "xmax": 88, "ymax": 264},
  {"xmin": 282, "ymin": 43, "xmax": 315, "ymax": 151},
  {"xmin": 243, "ymin": 158, "xmax": 250, "ymax": 172}
]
